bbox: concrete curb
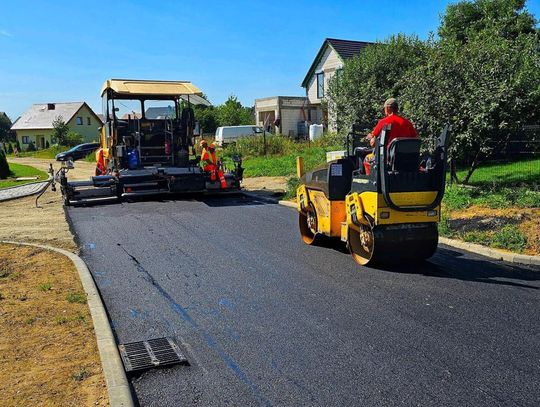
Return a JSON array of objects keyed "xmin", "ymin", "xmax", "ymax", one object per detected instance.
[
  {"xmin": 1, "ymin": 240, "xmax": 134, "ymax": 407},
  {"xmin": 438, "ymin": 237, "xmax": 540, "ymax": 266},
  {"xmin": 264, "ymin": 197, "xmax": 540, "ymax": 268},
  {"xmin": 0, "ymin": 176, "xmax": 52, "ymax": 203}
]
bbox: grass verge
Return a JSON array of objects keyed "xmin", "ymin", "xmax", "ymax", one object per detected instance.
[
  {"xmin": 0, "ymin": 163, "xmax": 48, "ymax": 189},
  {"xmin": 0, "ymin": 243, "xmax": 108, "ymax": 406}
]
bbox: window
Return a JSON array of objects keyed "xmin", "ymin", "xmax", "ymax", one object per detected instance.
[
  {"xmin": 316, "ymin": 72, "xmax": 325, "ymax": 99},
  {"xmin": 76, "ymin": 116, "xmax": 83, "ymax": 125},
  {"xmin": 22, "ymin": 136, "xmax": 30, "ymax": 144},
  {"xmin": 87, "ymin": 117, "xmax": 91, "ymax": 125}
]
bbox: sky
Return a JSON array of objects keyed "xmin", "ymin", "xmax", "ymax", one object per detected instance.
[{"xmin": 1, "ymin": 0, "xmax": 539, "ymax": 120}]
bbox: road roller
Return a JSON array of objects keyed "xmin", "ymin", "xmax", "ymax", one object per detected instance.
[{"xmin": 296, "ymin": 124, "xmax": 451, "ymax": 266}]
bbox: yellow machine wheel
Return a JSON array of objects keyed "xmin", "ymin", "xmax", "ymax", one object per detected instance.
[
  {"xmin": 348, "ymin": 224, "xmax": 376, "ymax": 266},
  {"xmin": 299, "ymin": 204, "xmax": 319, "ymax": 245}
]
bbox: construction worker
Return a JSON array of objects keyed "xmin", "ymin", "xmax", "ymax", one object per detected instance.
[
  {"xmin": 364, "ymin": 98, "xmax": 418, "ymax": 174},
  {"xmin": 200, "ymin": 141, "xmax": 227, "ymax": 189},
  {"xmin": 95, "ymin": 148, "xmax": 106, "ymax": 176}
]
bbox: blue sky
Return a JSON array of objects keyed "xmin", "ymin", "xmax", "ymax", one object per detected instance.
[{"xmin": 1, "ymin": 0, "xmax": 539, "ymax": 119}]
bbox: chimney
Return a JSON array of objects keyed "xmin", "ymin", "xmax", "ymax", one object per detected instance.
[{"xmin": 47, "ymin": 103, "xmax": 55, "ymax": 110}]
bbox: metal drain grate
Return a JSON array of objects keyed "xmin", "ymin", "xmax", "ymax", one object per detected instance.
[{"xmin": 118, "ymin": 337, "xmax": 188, "ymax": 373}]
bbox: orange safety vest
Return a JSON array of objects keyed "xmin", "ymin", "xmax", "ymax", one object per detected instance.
[{"xmin": 201, "ymin": 149, "xmax": 218, "ymax": 167}]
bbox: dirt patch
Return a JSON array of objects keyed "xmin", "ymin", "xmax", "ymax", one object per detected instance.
[
  {"xmin": 0, "ymin": 189, "xmax": 76, "ymax": 251},
  {"xmin": 8, "ymin": 157, "xmax": 95, "ymax": 181},
  {"xmin": 242, "ymin": 176, "xmax": 287, "ymax": 199},
  {"xmin": 448, "ymin": 205, "xmax": 540, "ymax": 255},
  {"xmin": 0, "ymin": 243, "xmax": 108, "ymax": 406}
]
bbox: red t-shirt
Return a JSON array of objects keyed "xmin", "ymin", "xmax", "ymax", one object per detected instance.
[{"xmin": 372, "ymin": 114, "xmax": 417, "ymax": 145}]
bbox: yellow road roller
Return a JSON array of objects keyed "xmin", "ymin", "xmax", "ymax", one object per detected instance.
[{"xmin": 296, "ymin": 124, "xmax": 451, "ymax": 265}]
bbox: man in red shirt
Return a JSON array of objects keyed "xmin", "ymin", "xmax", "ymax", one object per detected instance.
[{"xmin": 367, "ymin": 98, "xmax": 417, "ymax": 147}]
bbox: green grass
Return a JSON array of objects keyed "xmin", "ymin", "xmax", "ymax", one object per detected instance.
[
  {"xmin": 459, "ymin": 225, "xmax": 527, "ymax": 253},
  {"xmin": 66, "ymin": 292, "xmax": 86, "ymax": 304},
  {"xmin": 443, "ymin": 184, "xmax": 540, "ymax": 210},
  {"xmin": 10, "ymin": 145, "xmax": 67, "ymax": 159},
  {"xmin": 38, "ymin": 282, "xmax": 53, "ymax": 292},
  {"xmin": 0, "ymin": 163, "xmax": 48, "ymax": 189},
  {"xmin": 455, "ymin": 157, "xmax": 540, "ymax": 187}
]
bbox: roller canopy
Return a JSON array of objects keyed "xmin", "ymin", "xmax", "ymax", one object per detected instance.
[{"xmin": 101, "ymin": 79, "xmax": 211, "ymax": 106}]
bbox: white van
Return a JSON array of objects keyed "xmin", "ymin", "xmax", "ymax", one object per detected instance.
[{"xmin": 215, "ymin": 125, "xmax": 265, "ymax": 147}]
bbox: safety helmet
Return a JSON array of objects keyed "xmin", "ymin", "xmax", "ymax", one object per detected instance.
[
  {"xmin": 209, "ymin": 142, "xmax": 216, "ymax": 150},
  {"xmin": 199, "ymin": 139, "xmax": 208, "ymax": 147}
]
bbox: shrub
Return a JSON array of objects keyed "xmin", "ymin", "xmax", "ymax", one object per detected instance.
[
  {"xmin": 7, "ymin": 143, "xmax": 13, "ymax": 154},
  {"xmin": 284, "ymin": 176, "xmax": 300, "ymax": 200},
  {"xmin": 15, "ymin": 140, "xmax": 21, "ymax": 151},
  {"xmin": 64, "ymin": 132, "xmax": 83, "ymax": 147},
  {"xmin": 45, "ymin": 140, "xmax": 50, "ymax": 148},
  {"xmin": 0, "ymin": 149, "xmax": 10, "ymax": 179},
  {"xmin": 26, "ymin": 141, "xmax": 36, "ymax": 152},
  {"xmin": 224, "ymin": 135, "xmax": 297, "ymax": 158}
]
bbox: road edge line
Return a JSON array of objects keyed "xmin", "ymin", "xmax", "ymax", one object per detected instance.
[
  {"xmin": 1, "ymin": 240, "xmax": 134, "ymax": 407},
  {"xmin": 264, "ymin": 198, "xmax": 540, "ymax": 267}
]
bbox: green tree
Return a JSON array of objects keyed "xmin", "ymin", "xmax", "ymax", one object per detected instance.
[
  {"xmin": 15, "ymin": 140, "xmax": 20, "ymax": 151},
  {"xmin": 0, "ymin": 114, "xmax": 12, "ymax": 142},
  {"xmin": 194, "ymin": 105, "xmax": 219, "ymax": 135},
  {"xmin": 0, "ymin": 149, "xmax": 9, "ymax": 178},
  {"xmin": 439, "ymin": 0, "xmax": 537, "ymax": 43},
  {"xmin": 26, "ymin": 141, "xmax": 36, "ymax": 152},
  {"xmin": 216, "ymin": 95, "xmax": 255, "ymax": 126},
  {"xmin": 327, "ymin": 34, "xmax": 428, "ymax": 132},
  {"xmin": 7, "ymin": 143, "xmax": 13, "ymax": 154},
  {"xmin": 51, "ymin": 115, "xmax": 69, "ymax": 145}
]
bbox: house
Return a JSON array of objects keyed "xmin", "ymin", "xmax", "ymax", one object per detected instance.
[
  {"xmin": 11, "ymin": 102, "xmax": 101, "ymax": 150},
  {"xmin": 255, "ymin": 96, "xmax": 314, "ymax": 138},
  {"xmin": 301, "ymin": 38, "xmax": 372, "ymax": 131},
  {"xmin": 145, "ymin": 106, "xmax": 175, "ymax": 119}
]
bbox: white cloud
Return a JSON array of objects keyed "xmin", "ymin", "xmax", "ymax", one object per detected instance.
[{"xmin": 0, "ymin": 30, "xmax": 13, "ymax": 38}]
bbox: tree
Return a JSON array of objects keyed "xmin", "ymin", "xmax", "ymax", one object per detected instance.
[
  {"xmin": 0, "ymin": 113, "xmax": 12, "ymax": 142},
  {"xmin": 16, "ymin": 140, "xmax": 20, "ymax": 151},
  {"xmin": 0, "ymin": 149, "xmax": 9, "ymax": 178},
  {"xmin": 194, "ymin": 105, "xmax": 219, "ymax": 135},
  {"xmin": 51, "ymin": 115, "xmax": 69, "ymax": 145},
  {"xmin": 327, "ymin": 34, "xmax": 428, "ymax": 132},
  {"xmin": 26, "ymin": 141, "xmax": 36, "ymax": 152},
  {"xmin": 45, "ymin": 140, "xmax": 50, "ymax": 149},
  {"xmin": 216, "ymin": 95, "xmax": 255, "ymax": 126},
  {"xmin": 439, "ymin": 0, "xmax": 537, "ymax": 43},
  {"xmin": 7, "ymin": 143, "xmax": 13, "ymax": 154}
]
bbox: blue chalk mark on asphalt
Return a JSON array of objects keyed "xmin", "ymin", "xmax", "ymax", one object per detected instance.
[
  {"xmin": 86, "ymin": 243, "xmax": 96, "ymax": 249},
  {"xmin": 130, "ymin": 309, "xmax": 140, "ymax": 318},
  {"xmin": 219, "ymin": 298, "xmax": 234, "ymax": 310}
]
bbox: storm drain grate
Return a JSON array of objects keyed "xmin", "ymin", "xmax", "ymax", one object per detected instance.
[{"xmin": 118, "ymin": 337, "xmax": 188, "ymax": 373}]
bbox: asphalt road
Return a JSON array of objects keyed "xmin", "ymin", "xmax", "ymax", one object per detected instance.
[{"xmin": 67, "ymin": 194, "xmax": 540, "ymax": 407}]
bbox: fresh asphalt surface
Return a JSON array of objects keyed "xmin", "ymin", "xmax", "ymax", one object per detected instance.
[{"xmin": 66, "ymin": 194, "xmax": 540, "ymax": 407}]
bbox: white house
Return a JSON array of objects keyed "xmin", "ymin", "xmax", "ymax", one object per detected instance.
[{"xmin": 301, "ymin": 38, "xmax": 372, "ymax": 131}]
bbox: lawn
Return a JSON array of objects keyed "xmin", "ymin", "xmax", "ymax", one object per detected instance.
[
  {"xmin": 454, "ymin": 157, "xmax": 540, "ymax": 187},
  {"xmin": 0, "ymin": 163, "xmax": 48, "ymax": 189},
  {"xmin": 9, "ymin": 145, "xmax": 67, "ymax": 160}
]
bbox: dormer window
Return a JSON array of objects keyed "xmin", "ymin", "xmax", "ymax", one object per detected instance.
[{"xmin": 316, "ymin": 72, "xmax": 325, "ymax": 99}]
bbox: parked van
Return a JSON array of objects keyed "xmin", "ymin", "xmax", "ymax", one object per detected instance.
[{"xmin": 215, "ymin": 125, "xmax": 265, "ymax": 146}]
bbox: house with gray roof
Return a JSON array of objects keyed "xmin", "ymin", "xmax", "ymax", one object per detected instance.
[
  {"xmin": 301, "ymin": 38, "xmax": 372, "ymax": 131},
  {"xmin": 11, "ymin": 102, "xmax": 101, "ymax": 150}
]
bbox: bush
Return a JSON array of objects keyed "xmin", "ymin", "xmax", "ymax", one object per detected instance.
[
  {"xmin": 284, "ymin": 177, "xmax": 300, "ymax": 200},
  {"xmin": 26, "ymin": 141, "xmax": 36, "ymax": 152},
  {"xmin": 7, "ymin": 143, "xmax": 13, "ymax": 154},
  {"xmin": 64, "ymin": 132, "xmax": 84, "ymax": 147},
  {"xmin": 45, "ymin": 140, "xmax": 50, "ymax": 149},
  {"xmin": 224, "ymin": 135, "xmax": 298, "ymax": 158},
  {"xmin": 0, "ymin": 150, "xmax": 10, "ymax": 178},
  {"xmin": 15, "ymin": 140, "xmax": 20, "ymax": 151}
]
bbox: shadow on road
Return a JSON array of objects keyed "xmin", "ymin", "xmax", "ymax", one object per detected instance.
[{"xmin": 378, "ymin": 247, "xmax": 540, "ymax": 289}]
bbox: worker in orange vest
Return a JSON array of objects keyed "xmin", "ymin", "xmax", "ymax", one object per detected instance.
[
  {"xmin": 201, "ymin": 142, "xmax": 227, "ymax": 189},
  {"xmin": 95, "ymin": 148, "xmax": 106, "ymax": 176}
]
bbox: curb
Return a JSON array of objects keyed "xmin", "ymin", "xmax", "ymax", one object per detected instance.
[
  {"xmin": 0, "ymin": 176, "xmax": 52, "ymax": 203},
  {"xmin": 268, "ymin": 198, "xmax": 540, "ymax": 268},
  {"xmin": 1, "ymin": 240, "xmax": 135, "ymax": 407},
  {"xmin": 438, "ymin": 237, "xmax": 540, "ymax": 266}
]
